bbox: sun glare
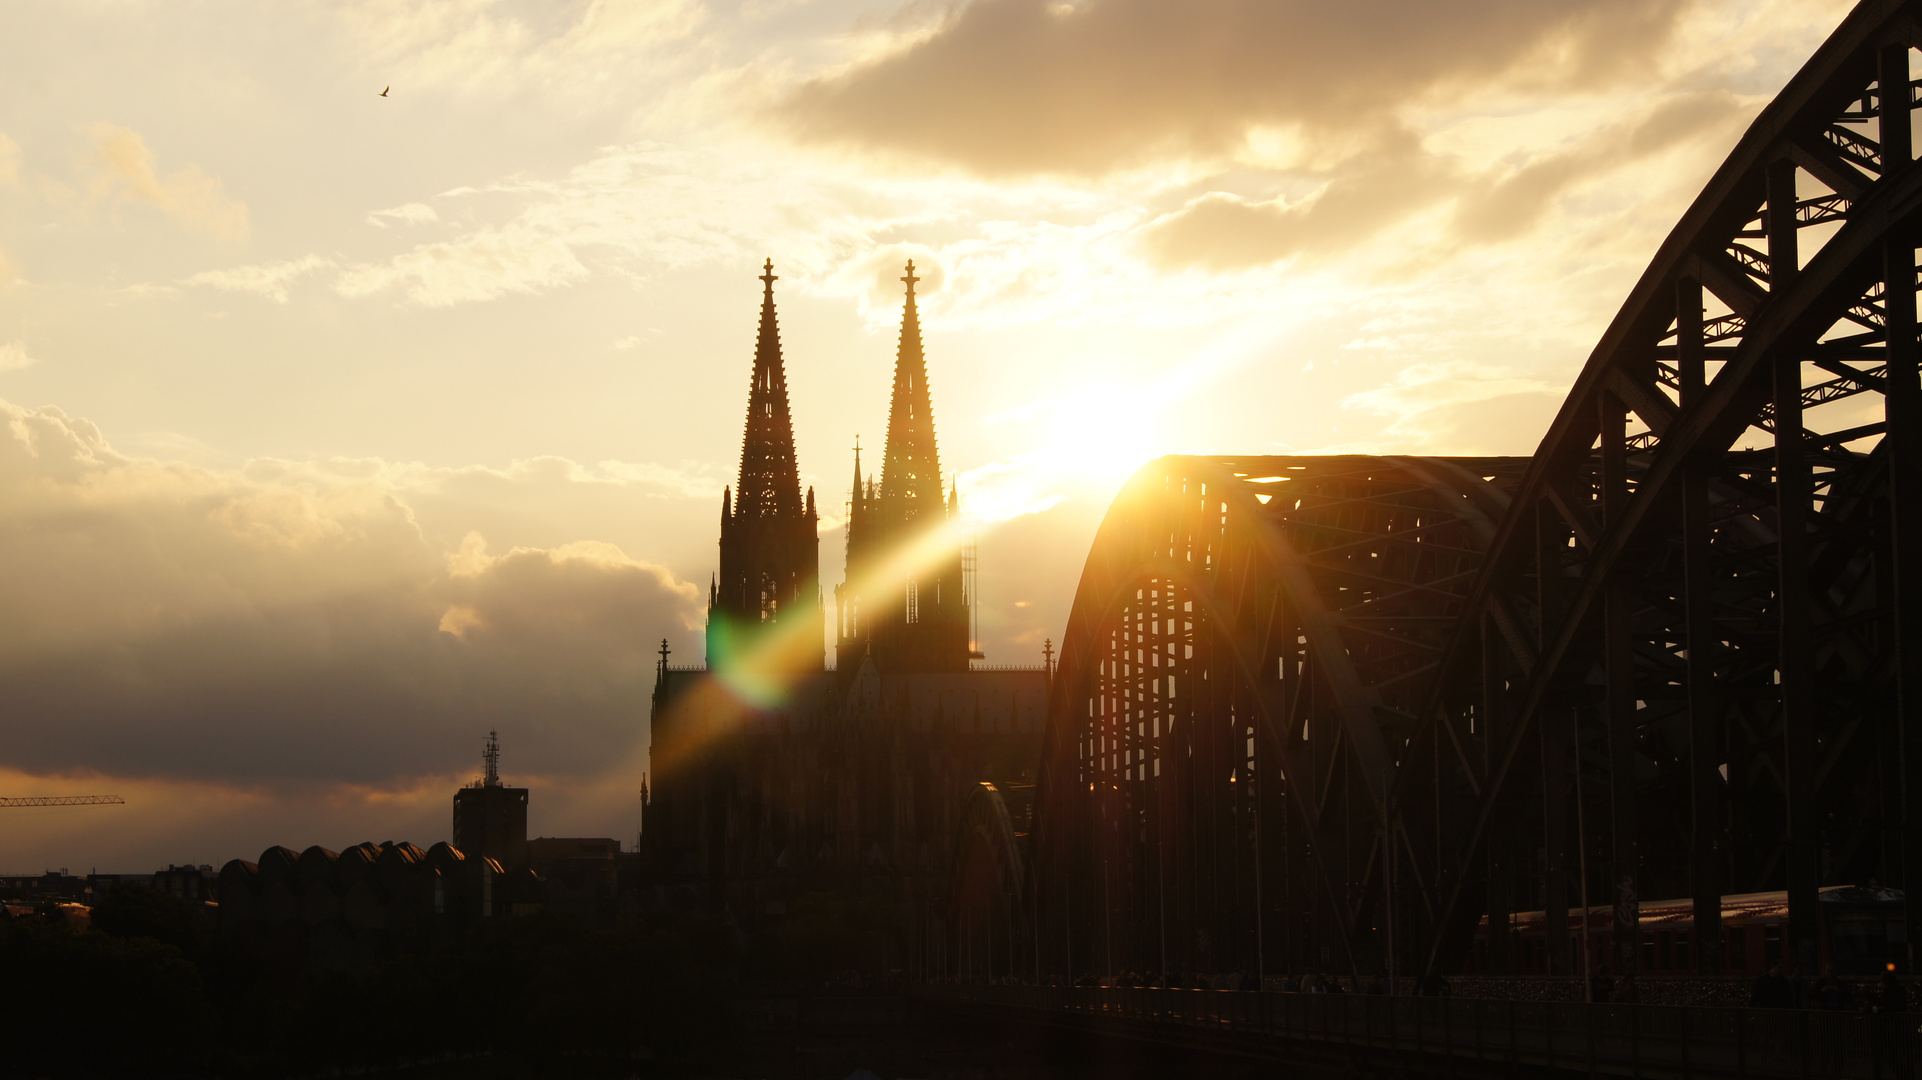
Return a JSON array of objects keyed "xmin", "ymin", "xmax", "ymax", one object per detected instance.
[{"xmin": 959, "ymin": 316, "xmax": 1295, "ymax": 527}]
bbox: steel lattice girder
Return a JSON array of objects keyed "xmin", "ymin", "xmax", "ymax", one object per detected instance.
[
  {"xmin": 1032, "ymin": 456, "xmax": 1525, "ymax": 978},
  {"xmin": 1398, "ymin": 0, "xmax": 1922, "ymax": 979},
  {"xmin": 1031, "ymin": 0, "xmax": 1922, "ymax": 984}
]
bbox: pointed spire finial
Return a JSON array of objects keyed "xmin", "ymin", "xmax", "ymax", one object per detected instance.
[
  {"xmin": 879, "ymin": 262, "xmax": 941, "ymax": 514},
  {"xmin": 712, "ymin": 258, "xmax": 823, "ymax": 673},
  {"xmin": 732, "ymin": 262, "xmax": 800, "ymax": 521}
]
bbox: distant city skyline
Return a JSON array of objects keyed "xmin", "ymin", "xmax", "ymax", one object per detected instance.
[{"xmin": 0, "ymin": 0, "xmax": 1855, "ymax": 871}]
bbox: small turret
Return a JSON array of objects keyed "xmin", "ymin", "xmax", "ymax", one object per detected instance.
[
  {"xmin": 721, "ymin": 486, "xmax": 732, "ymax": 523},
  {"xmin": 806, "ymin": 486, "xmax": 817, "ymax": 520}
]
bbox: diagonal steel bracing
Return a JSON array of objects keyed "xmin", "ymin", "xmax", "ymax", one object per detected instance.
[{"xmin": 1027, "ymin": 0, "xmax": 1922, "ymax": 985}]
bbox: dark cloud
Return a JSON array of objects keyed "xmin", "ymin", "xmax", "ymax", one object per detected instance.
[
  {"xmin": 1136, "ymin": 130, "xmax": 1456, "ymax": 271},
  {"xmin": 1137, "ymin": 91, "xmax": 1750, "ymax": 271},
  {"xmin": 1452, "ymin": 91, "xmax": 1747, "ymax": 243},
  {"xmin": 0, "ymin": 401, "xmax": 702, "ymax": 786},
  {"xmin": 776, "ymin": 0, "xmax": 1689, "ymax": 176}
]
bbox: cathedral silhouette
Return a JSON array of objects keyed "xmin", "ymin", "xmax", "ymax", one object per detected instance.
[{"xmin": 644, "ymin": 261, "xmax": 1045, "ymax": 978}]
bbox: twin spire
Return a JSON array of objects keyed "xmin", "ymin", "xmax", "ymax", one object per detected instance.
[
  {"xmin": 717, "ymin": 256, "xmax": 966, "ymax": 673},
  {"xmin": 879, "ymin": 261, "xmax": 944, "ymax": 520},
  {"xmin": 733, "ymin": 257, "xmax": 946, "ymax": 525},
  {"xmin": 731, "ymin": 258, "xmax": 803, "ymax": 523},
  {"xmin": 710, "ymin": 259, "xmax": 822, "ymax": 670}
]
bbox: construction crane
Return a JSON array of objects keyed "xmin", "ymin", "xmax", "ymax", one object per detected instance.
[{"xmin": 0, "ymin": 795, "xmax": 124, "ymax": 808}]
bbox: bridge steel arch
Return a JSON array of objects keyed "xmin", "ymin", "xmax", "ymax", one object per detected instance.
[
  {"xmin": 1031, "ymin": 0, "xmax": 1922, "ymax": 985},
  {"xmin": 1396, "ymin": 0, "xmax": 1922, "ymax": 983},
  {"xmin": 1031, "ymin": 456, "xmax": 1527, "ymax": 981}
]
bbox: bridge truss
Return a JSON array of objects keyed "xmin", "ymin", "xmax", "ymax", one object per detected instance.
[{"xmin": 1030, "ymin": 0, "xmax": 1922, "ymax": 983}]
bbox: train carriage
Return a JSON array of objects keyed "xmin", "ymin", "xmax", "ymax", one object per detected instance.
[{"xmin": 1473, "ymin": 887, "xmax": 1906, "ymax": 977}]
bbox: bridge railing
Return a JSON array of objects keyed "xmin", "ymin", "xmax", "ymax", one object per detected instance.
[{"xmin": 922, "ymin": 985, "xmax": 1921, "ymax": 1078}]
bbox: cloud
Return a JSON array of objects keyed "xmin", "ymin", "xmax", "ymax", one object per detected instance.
[
  {"xmin": 1134, "ymin": 88, "xmax": 1755, "ymax": 271},
  {"xmin": 315, "ymin": 139, "xmax": 1344, "ymax": 322},
  {"xmin": 826, "ymin": 241, "xmax": 947, "ymax": 315},
  {"xmin": 336, "ymin": 221, "xmax": 590, "ymax": 306},
  {"xmin": 0, "ymin": 398, "xmax": 705, "ymax": 786},
  {"xmin": 326, "ymin": 143, "xmax": 883, "ymax": 308},
  {"xmin": 366, "ymin": 202, "xmax": 440, "ymax": 228},
  {"xmin": 0, "ymin": 341, "xmax": 36, "ymax": 372},
  {"xmin": 1138, "ymin": 130, "xmax": 1457, "ymax": 271},
  {"xmin": 758, "ymin": 0, "xmax": 1778, "ymax": 286},
  {"xmin": 252, "ymin": 453, "xmax": 725, "ymax": 505},
  {"xmin": 76, "ymin": 123, "xmax": 249, "ymax": 241},
  {"xmin": 0, "ymin": 133, "xmax": 19, "ymax": 186},
  {"xmin": 584, "ymin": 458, "xmax": 724, "ymax": 498},
  {"xmin": 184, "ymin": 254, "xmax": 336, "ymax": 303},
  {"xmin": 774, "ymin": 0, "xmax": 1688, "ymax": 177},
  {"xmin": 1452, "ymin": 90, "xmax": 1750, "ymax": 243},
  {"xmin": 1341, "ymin": 360, "xmax": 1563, "ymax": 439}
]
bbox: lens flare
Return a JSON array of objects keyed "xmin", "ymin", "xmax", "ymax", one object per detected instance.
[
  {"xmin": 658, "ymin": 319, "xmax": 1290, "ymax": 771},
  {"xmin": 651, "ymin": 506, "xmax": 984, "ymax": 771}
]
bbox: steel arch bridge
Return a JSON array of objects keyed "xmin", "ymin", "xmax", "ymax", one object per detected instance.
[{"xmin": 1029, "ymin": 0, "xmax": 1922, "ymax": 985}]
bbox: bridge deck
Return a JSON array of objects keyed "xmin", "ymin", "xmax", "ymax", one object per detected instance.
[{"xmin": 922, "ymin": 986, "xmax": 1918, "ymax": 1079}]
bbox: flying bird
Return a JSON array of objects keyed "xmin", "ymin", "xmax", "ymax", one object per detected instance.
[{"xmin": 378, "ymin": 86, "xmax": 389, "ymax": 97}]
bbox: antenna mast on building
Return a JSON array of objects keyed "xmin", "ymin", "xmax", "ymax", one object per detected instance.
[
  {"xmin": 482, "ymin": 730, "xmax": 501, "ymax": 788},
  {"xmin": 964, "ymin": 526, "xmax": 981, "ymax": 661}
]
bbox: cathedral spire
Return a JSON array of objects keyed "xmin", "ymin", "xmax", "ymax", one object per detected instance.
[
  {"xmin": 836, "ymin": 260, "xmax": 968, "ymax": 674},
  {"xmin": 850, "ymin": 437, "xmax": 863, "ymax": 507},
  {"xmin": 878, "ymin": 261, "xmax": 942, "ymax": 520},
  {"xmin": 708, "ymin": 260, "xmax": 823, "ymax": 672},
  {"xmin": 735, "ymin": 259, "xmax": 802, "ymax": 521}
]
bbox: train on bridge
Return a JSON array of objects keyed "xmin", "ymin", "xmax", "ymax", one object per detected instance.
[{"xmin": 1469, "ymin": 886, "xmax": 1905, "ymax": 977}]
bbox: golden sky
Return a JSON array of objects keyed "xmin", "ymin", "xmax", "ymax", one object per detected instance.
[{"xmin": 0, "ymin": 0, "xmax": 1854, "ymax": 870}]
